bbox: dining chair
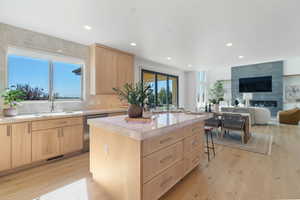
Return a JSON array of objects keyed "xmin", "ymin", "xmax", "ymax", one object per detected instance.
[{"xmin": 221, "ymin": 113, "xmax": 246, "ymax": 143}]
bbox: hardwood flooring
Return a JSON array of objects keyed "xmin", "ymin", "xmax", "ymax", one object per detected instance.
[{"xmin": 0, "ymin": 123, "xmax": 300, "ymax": 200}]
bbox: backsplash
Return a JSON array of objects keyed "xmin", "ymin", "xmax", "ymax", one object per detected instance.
[{"xmin": 2, "ymin": 95, "xmax": 124, "ymax": 115}]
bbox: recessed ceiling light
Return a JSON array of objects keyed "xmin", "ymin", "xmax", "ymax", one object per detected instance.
[
  {"xmin": 226, "ymin": 43, "xmax": 233, "ymax": 47},
  {"xmin": 83, "ymin": 25, "xmax": 92, "ymax": 30},
  {"xmin": 57, "ymin": 49, "xmax": 62, "ymax": 53},
  {"xmin": 188, "ymin": 64, "xmax": 192, "ymax": 67},
  {"xmin": 130, "ymin": 42, "xmax": 137, "ymax": 46},
  {"xmin": 166, "ymin": 57, "xmax": 172, "ymax": 60},
  {"xmin": 239, "ymin": 55, "xmax": 244, "ymax": 59}
]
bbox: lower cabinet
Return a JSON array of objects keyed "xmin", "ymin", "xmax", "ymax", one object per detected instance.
[
  {"xmin": 32, "ymin": 125, "xmax": 84, "ymax": 162},
  {"xmin": 11, "ymin": 122, "xmax": 32, "ymax": 168},
  {"xmin": 32, "ymin": 128, "xmax": 61, "ymax": 162},
  {"xmin": 0, "ymin": 125, "xmax": 11, "ymax": 171},
  {"xmin": 61, "ymin": 125, "xmax": 84, "ymax": 154},
  {"xmin": 0, "ymin": 117, "xmax": 84, "ymax": 174}
]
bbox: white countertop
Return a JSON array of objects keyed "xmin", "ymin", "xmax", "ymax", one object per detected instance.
[
  {"xmin": 0, "ymin": 108, "xmax": 127, "ymax": 124},
  {"xmin": 88, "ymin": 112, "xmax": 211, "ymax": 141}
]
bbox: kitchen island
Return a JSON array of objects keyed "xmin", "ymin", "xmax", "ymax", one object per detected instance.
[{"xmin": 88, "ymin": 112, "xmax": 211, "ymax": 200}]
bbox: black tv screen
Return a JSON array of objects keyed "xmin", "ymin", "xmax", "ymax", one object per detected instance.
[{"xmin": 239, "ymin": 76, "xmax": 272, "ymax": 92}]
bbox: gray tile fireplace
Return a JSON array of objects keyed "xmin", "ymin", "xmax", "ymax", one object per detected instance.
[{"xmin": 231, "ymin": 61, "xmax": 283, "ymax": 116}]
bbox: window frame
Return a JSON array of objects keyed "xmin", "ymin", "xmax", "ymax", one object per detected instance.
[
  {"xmin": 6, "ymin": 47, "xmax": 84, "ymax": 102},
  {"xmin": 141, "ymin": 69, "xmax": 179, "ymax": 108}
]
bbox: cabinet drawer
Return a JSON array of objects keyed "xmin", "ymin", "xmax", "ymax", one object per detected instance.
[
  {"xmin": 183, "ymin": 133, "xmax": 203, "ymax": 156},
  {"xmin": 184, "ymin": 148, "xmax": 202, "ymax": 175},
  {"xmin": 143, "ymin": 160, "xmax": 183, "ymax": 200},
  {"xmin": 32, "ymin": 117, "xmax": 83, "ymax": 131},
  {"xmin": 142, "ymin": 128, "xmax": 184, "ymax": 156},
  {"xmin": 143, "ymin": 141, "xmax": 183, "ymax": 183},
  {"xmin": 185, "ymin": 121, "xmax": 204, "ymax": 138}
]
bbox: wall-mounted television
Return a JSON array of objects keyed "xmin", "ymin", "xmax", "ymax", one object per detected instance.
[{"xmin": 239, "ymin": 76, "xmax": 272, "ymax": 92}]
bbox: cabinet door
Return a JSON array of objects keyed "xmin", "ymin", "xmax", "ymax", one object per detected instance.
[
  {"xmin": 61, "ymin": 125, "xmax": 83, "ymax": 154},
  {"xmin": 116, "ymin": 53, "xmax": 133, "ymax": 88},
  {"xmin": 0, "ymin": 125, "xmax": 11, "ymax": 171},
  {"xmin": 12, "ymin": 122, "xmax": 32, "ymax": 168},
  {"xmin": 94, "ymin": 46, "xmax": 118, "ymax": 94},
  {"xmin": 32, "ymin": 129, "xmax": 61, "ymax": 162}
]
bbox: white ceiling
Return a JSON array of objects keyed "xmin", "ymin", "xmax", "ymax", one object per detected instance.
[{"xmin": 1, "ymin": 0, "xmax": 300, "ymax": 70}]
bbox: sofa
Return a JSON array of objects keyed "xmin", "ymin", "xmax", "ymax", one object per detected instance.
[
  {"xmin": 221, "ymin": 107, "xmax": 271, "ymax": 125},
  {"xmin": 278, "ymin": 108, "xmax": 300, "ymax": 125}
]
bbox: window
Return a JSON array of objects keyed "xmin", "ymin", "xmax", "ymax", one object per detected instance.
[
  {"xmin": 142, "ymin": 70, "xmax": 179, "ymax": 108},
  {"xmin": 7, "ymin": 54, "xmax": 83, "ymax": 101},
  {"xmin": 197, "ymin": 71, "xmax": 207, "ymax": 107},
  {"xmin": 53, "ymin": 61, "xmax": 82, "ymax": 99}
]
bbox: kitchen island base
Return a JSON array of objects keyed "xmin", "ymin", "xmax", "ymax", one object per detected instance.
[{"xmin": 89, "ymin": 113, "xmax": 208, "ymax": 200}]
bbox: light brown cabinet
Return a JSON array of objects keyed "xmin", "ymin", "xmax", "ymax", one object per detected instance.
[
  {"xmin": 32, "ymin": 117, "xmax": 84, "ymax": 162},
  {"xmin": 90, "ymin": 44, "xmax": 134, "ymax": 95},
  {"xmin": 116, "ymin": 53, "xmax": 134, "ymax": 88},
  {"xmin": 11, "ymin": 122, "xmax": 32, "ymax": 168},
  {"xmin": 61, "ymin": 125, "xmax": 84, "ymax": 154},
  {"xmin": 32, "ymin": 128, "xmax": 61, "ymax": 162},
  {"xmin": 0, "ymin": 125, "xmax": 11, "ymax": 171},
  {"xmin": 0, "ymin": 117, "xmax": 84, "ymax": 174},
  {"xmin": 90, "ymin": 120, "xmax": 205, "ymax": 200}
]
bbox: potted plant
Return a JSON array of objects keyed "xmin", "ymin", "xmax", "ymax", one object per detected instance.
[
  {"xmin": 1, "ymin": 87, "xmax": 25, "ymax": 117},
  {"xmin": 113, "ymin": 82, "xmax": 152, "ymax": 118},
  {"xmin": 208, "ymin": 81, "xmax": 225, "ymax": 112}
]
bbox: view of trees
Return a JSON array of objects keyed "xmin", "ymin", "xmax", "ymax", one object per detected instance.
[
  {"xmin": 147, "ymin": 87, "xmax": 173, "ymax": 107},
  {"xmin": 15, "ymin": 84, "xmax": 49, "ymax": 100}
]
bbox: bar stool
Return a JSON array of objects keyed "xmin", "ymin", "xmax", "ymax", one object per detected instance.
[{"xmin": 204, "ymin": 127, "xmax": 216, "ymax": 162}]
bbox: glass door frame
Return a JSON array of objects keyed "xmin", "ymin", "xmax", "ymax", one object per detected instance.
[{"xmin": 141, "ymin": 69, "xmax": 179, "ymax": 108}]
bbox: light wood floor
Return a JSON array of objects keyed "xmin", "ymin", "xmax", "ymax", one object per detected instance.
[{"xmin": 0, "ymin": 123, "xmax": 300, "ymax": 200}]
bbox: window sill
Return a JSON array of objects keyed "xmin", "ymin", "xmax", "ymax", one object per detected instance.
[{"xmin": 20, "ymin": 100, "xmax": 83, "ymax": 104}]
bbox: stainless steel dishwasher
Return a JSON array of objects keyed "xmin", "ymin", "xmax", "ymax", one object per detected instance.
[{"xmin": 83, "ymin": 113, "xmax": 109, "ymax": 152}]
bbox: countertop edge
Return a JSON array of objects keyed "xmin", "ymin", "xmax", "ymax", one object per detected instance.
[{"xmin": 88, "ymin": 114, "xmax": 212, "ymax": 141}]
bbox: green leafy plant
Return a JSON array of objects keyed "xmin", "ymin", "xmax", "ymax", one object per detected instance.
[
  {"xmin": 209, "ymin": 81, "xmax": 225, "ymax": 104},
  {"xmin": 1, "ymin": 86, "xmax": 26, "ymax": 108},
  {"xmin": 113, "ymin": 82, "xmax": 153, "ymax": 107}
]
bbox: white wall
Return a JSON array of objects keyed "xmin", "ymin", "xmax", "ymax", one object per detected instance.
[
  {"xmin": 134, "ymin": 57, "xmax": 186, "ymax": 107},
  {"xmin": 284, "ymin": 57, "xmax": 300, "ymax": 75},
  {"xmin": 184, "ymin": 71, "xmax": 198, "ymax": 110}
]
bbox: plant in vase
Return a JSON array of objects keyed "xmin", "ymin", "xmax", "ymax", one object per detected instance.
[
  {"xmin": 113, "ymin": 82, "xmax": 152, "ymax": 118},
  {"xmin": 1, "ymin": 87, "xmax": 25, "ymax": 117},
  {"xmin": 208, "ymin": 80, "xmax": 225, "ymax": 112}
]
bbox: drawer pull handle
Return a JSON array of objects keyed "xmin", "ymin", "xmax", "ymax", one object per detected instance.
[
  {"xmin": 28, "ymin": 123, "xmax": 31, "ymax": 134},
  {"xmin": 160, "ymin": 155, "xmax": 173, "ymax": 164},
  {"xmin": 58, "ymin": 121, "xmax": 67, "ymax": 124},
  {"xmin": 7, "ymin": 126, "xmax": 11, "ymax": 137},
  {"xmin": 160, "ymin": 176, "xmax": 173, "ymax": 187},
  {"xmin": 160, "ymin": 137, "xmax": 172, "ymax": 144}
]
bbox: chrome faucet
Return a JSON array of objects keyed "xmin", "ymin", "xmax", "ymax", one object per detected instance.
[{"xmin": 50, "ymin": 95, "xmax": 55, "ymax": 112}]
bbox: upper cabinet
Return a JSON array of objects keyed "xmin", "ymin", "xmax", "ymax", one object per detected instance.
[{"xmin": 90, "ymin": 44, "xmax": 134, "ymax": 95}]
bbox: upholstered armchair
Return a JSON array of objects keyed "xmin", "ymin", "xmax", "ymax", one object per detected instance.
[{"xmin": 278, "ymin": 108, "xmax": 300, "ymax": 125}]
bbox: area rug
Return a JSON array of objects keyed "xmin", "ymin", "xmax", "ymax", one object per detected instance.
[{"xmin": 210, "ymin": 131, "xmax": 273, "ymax": 155}]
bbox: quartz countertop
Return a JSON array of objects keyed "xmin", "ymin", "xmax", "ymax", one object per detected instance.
[
  {"xmin": 0, "ymin": 108, "xmax": 127, "ymax": 124},
  {"xmin": 88, "ymin": 112, "xmax": 211, "ymax": 141}
]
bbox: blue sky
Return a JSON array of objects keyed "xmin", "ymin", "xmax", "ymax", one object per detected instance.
[{"xmin": 8, "ymin": 55, "xmax": 81, "ymax": 98}]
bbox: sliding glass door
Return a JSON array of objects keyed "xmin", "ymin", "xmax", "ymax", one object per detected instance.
[{"xmin": 142, "ymin": 70, "xmax": 179, "ymax": 109}]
